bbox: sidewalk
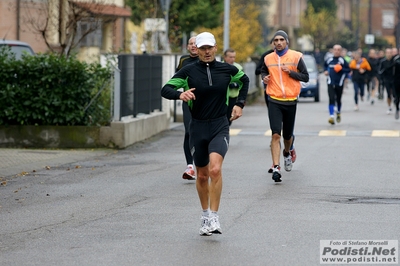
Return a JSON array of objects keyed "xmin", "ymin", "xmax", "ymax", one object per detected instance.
[
  {"xmin": 0, "ymin": 148, "xmax": 112, "ymax": 178},
  {"xmin": 0, "ymin": 122, "xmax": 182, "ymax": 179}
]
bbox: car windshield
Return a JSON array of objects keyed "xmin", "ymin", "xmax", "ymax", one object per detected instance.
[
  {"xmin": 303, "ymin": 56, "xmax": 317, "ymax": 73},
  {"xmin": 0, "ymin": 44, "xmax": 34, "ymax": 60}
]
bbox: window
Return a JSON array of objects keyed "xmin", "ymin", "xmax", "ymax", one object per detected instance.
[
  {"xmin": 295, "ymin": 0, "xmax": 300, "ymax": 26},
  {"xmin": 77, "ymin": 18, "xmax": 103, "ymax": 47},
  {"xmin": 339, "ymin": 3, "xmax": 345, "ymax": 20},
  {"xmin": 286, "ymin": 0, "xmax": 291, "ymax": 15},
  {"xmin": 382, "ymin": 10, "xmax": 394, "ymax": 29}
]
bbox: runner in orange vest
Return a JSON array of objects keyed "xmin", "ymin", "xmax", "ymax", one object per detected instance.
[{"xmin": 261, "ymin": 30, "xmax": 309, "ymax": 182}]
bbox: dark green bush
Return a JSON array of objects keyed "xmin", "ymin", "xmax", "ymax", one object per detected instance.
[{"xmin": 0, "ymin": 48, "xmax": 112, "ymax": 126}]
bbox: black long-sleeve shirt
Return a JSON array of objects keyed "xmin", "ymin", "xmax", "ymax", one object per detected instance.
[
  {"xmin": 255, "ymin": 49, "xmax": 274, "ymax": 75},
  {"xmin": 161, "ymin": 59, "xmax": 249, "ymax": 120},
  {"xmin": 176, "ymin": 54, "xmax": 198, "ymax": 72},
  {"xmin": 379, "ymin": 58, "xmax": 394, "ymax": 81},
  {"xmin": 367, "ymin": 57, "xmax": 379, "ymax": 78},
  {"xmin": 394, "ymin": 56, "xmax": 400, "ymax": 86}
]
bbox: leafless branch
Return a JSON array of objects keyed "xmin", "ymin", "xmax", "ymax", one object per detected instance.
[{"xmin": 19, "ymin": 0, "xmax": 109, "ymax": 57}]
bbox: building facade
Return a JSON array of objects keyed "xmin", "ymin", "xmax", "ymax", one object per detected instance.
[
  {"xmin": 265, "ymin": 0, "xmax": 352, "ymax": 50},
  {"xmin": 265, "ymin": 0, "xmax": 398, "ymax": 49},
  {"xmin": 0, "ymin": 0, "xmax": 132, "ymax": 62},
  {"xmin": 360, "ymin": 0, "xmax": 399, "ymax": 47}
]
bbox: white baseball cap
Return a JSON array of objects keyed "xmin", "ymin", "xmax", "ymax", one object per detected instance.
[{"xmin": 196, "ymin": 32, "xmax": 216, "ymax": 48}]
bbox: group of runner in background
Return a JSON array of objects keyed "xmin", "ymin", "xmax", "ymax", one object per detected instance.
[
  {"xmin": 318, "ymin": 46, "xmax": 400, "ymax": 124},
  {"xmin": 164, "ymin": 32, "xmax": 399, "ymax": 236}
]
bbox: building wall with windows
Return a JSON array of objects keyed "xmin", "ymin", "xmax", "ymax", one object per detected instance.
[
  {"xmin": 0, "ymin": 0, "xmax": 132, "ymax": 62},
  {"xmin": 336, "ymin": 0, "xmax": 352, "ymax": 28},
  {"xmin": 268, "ymin": 0, "xmax": 353, "ymax": 30},
  {"xmin": 265, "ymin": 0, "xmax": 398, "ymax": 48},
  {"xmin": 266, "ymin": 0, "xmax": 307, "ymax": 49},
  {"xmin": 265, "ymin": 0, "xmax": 352, "ymax": 49},
  {"xmin": 366, "ymin": 0, "xmax": 398, "ymax": 46}
]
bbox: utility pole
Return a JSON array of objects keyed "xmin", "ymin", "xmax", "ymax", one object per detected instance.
[
  {"xmin": 368, "ymin": 0, "xmax": 372, "ymax": 34},
  {"xmin": 397, "ymin": 0, "xmax": 400, "ymax": 48},
  {"xmin": 223, "ymin": 0, "xmax": 230, "ymax": 52},
  {"xmin": 159, "ymin": 0, "xmax": 171, "ymax": 52},
  {"xmin": 16, "ymin": 0, "xmax": 20, "ymax": 40},
  {"xmin": 355, "ymin": 0, "xmax": 360, "ymax": 50},
  {"xmin": 368, "ymin": 0, "xmax": 372, "ymax": 49}
]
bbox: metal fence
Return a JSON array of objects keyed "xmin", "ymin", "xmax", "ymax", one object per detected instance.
[
  {"xmin": 113, "ymin": 54, "xmax": 163, "ymax": 121},
  {"xmin": 109, "ymin": 54, "xmax": 258, "ymax": 122}
]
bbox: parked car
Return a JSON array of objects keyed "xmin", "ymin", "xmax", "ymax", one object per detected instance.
[
  {"xmin": 299, "ymin": 54, "xmax": 320, "ymax": 102},
  {"xmin": 0, "ymin": 39, "xmax": 35, "ymax": 59}
]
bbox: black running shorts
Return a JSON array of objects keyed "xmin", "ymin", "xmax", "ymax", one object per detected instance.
[
  {"xmin": 268, "ymin": 101, "xmax": 297, "ymax": 140},
  {"xmin": 189, "ymin": 116, "xmax": 230, "ymax": 167}
]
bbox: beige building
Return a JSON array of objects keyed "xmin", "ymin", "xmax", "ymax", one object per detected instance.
[
  {"xmin": 265, "ymin": 0, "xmax": 398, "ymax": 48},
  {"xmin": 0, "ymin": 0, "xmax": 135, "ymax": 62},
  {"xmin": 264, "ymin": 0, "xmax": 353, "ymax": 49},
  {"xmin": 266, "ymin": 0, "xmax": 308, "ymax": 50}
]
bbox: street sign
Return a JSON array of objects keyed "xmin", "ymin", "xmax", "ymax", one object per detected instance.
[{"xmin": 365, "ymin": 34, "xmax": 375, "ymax": 45}]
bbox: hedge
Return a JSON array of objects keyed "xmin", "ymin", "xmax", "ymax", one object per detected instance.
[{"xmin": 0, "ymin": 47, "xmax": 112, "ymax": 126}]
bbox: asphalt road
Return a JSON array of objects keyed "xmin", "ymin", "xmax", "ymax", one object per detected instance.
[{"xmin": 1, "ymin": 75, "xmax": 399, "ymax": 266}]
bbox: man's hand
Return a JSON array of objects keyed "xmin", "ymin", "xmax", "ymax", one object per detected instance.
[
  {"xmin": 230, "ymin": 105, "xmax": 243, "ymax": 121},
  {"xmin": 281, "ymin": 63, "xmax": 290, "ymax": 74},
  {"xmin": 179, "ymin": 88, "xmax": 196, "ymax": 102},
  {"xmin": 262, "ymin": 75, "xmax": 270, "ymax": 84}
]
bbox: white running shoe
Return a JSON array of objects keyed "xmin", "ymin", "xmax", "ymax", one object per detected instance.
[
  {"xmin": 283, "ymin": 154, "xmax": 292, "ymax": 172},
  {"xmin": 208, "ymin": 215, "xmax": 222, "ymax": 234},
  {"xmin": 199, "ymin": 216, "xmax": 212, "ymax": 236},
  {"xmin": 182, "ymin": 165, "xmax": 195, "ymax": 180}
]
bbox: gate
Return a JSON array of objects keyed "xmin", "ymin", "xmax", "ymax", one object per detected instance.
[{"xmin": 118, "ymin": 54, "xmax": 162, "ymax": 119}]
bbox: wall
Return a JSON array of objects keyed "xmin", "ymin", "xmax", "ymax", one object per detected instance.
[
  {"xmin": 0, "ymin": 0, "xmax": 131, "ymax": 59},
  {"xmin": 0, "ymin": 0, "xmax": 17, "ymax": 40},
  {"xmin": 0, "ymin": 125, "xmax": 102, "ymax": 148},
  {"xmin": 0, "ymin": 111, "xmax": 169, "ymax": 149}
]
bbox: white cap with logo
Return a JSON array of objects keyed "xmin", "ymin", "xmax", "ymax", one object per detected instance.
[{"xmin": 196, "ymin": 32, "xmax": 216, "ymax": 48}]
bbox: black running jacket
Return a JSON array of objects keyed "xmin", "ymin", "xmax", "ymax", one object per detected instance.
[{"xmin": 161, "ymin": 59, "xmax": 249, "ymax": 120}]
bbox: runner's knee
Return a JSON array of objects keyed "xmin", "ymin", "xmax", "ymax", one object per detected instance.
[{"xmin": 271, "ymin": 133, "xmax": 281, "ymax": 141}]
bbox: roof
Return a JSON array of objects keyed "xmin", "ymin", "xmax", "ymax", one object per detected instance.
[
  {"xmin": 0, "ymin": 39, "xmax": 32, "ymax": 47},
  {"xmin": 72, "ymin": 1, "xmax": 132, "ymax": 18}
]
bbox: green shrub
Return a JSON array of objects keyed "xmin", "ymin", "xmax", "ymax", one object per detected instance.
[{"xmin": 0, "ymin": 48, "xmax": 112, "ymax": 126}]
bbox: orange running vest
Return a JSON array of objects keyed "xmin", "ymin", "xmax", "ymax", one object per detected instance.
[{"xmin": 264, "ymin": 50, "xmax": 303, "ymax": 101}]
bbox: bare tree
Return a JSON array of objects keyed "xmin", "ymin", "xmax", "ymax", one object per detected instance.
[{"xmin": 21, "ymin": 0, "xmax": 112, "ymax": 57}]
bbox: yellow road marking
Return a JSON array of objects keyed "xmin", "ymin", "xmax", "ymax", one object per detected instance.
[
  {"xmin": 264, "ymin": 130, "xmax": 272, "ymax": 136},
  {"xmin": 371, "ymin": 130, "xmax": 400, "ymax": 137},
  {"xmin": 319, "ymin": 130, "xmax": 346, "ymax": 136},
  {"xmin": 229, "ymin": 129, "xmax": 399, "ymax": 137},
  {"xmin": 229, "ymin": 129, "xmax": 242, "ymax": 136}
]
